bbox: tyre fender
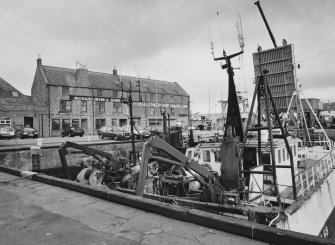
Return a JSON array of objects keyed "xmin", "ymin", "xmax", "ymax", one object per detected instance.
[{"xmin": 149, "ymin": 161, "xmax": 159, "ymax": 175}]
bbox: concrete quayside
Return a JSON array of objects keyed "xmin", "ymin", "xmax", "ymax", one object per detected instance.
[{"xmin": 0, "ymin": 139, "xmax": 333, "ymax": 245}]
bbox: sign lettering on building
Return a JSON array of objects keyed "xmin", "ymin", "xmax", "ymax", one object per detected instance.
[
  {"xmin": 71, "ymin": 96, "xmax": 121, "ymax": 103},
  {"xmin": 70, "ymin": 96, "xmax": 188, "ymax": 109}
]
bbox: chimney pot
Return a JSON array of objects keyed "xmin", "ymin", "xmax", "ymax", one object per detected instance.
[
  {"xmin": 113, "ymin": 66, "xmax": 117, "ymax": 75},
  {"xmin": 37, "ymin": 56, "xmax": 42, "ymax": 66}
]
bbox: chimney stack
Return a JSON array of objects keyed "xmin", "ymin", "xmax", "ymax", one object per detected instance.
[
  {"xmin": 37, "ymin": 54, "xmax": 42, "ymax": 66},
  {"xmin": 113, "ymin": 66, "xmax": 117, "ymax": 76},
  {"xmin": 76, "ymin": 66, "xmax": 89, "ymax": 87}
]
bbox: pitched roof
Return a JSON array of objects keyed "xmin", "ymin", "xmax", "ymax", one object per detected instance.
[
  {"xmin": 0, "ymin": 77, "xmax": 21, "ymax": 97},
  {"xmin": 0, "ymin": 77, "xmax": 34, "ymax": 106},
  {"xmin": 41, "ymin": 65, "xmax": 189, "ymax": 96}
]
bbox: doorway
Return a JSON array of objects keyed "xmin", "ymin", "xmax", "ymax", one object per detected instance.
[{"xmin": 24, "ymin": 117, "xmax": 33, "ymax": 128}]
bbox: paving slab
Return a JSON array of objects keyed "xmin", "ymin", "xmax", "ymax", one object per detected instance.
[{"xmin": 0, "ymin": 171, "xmax": 267, "ymax": 245}]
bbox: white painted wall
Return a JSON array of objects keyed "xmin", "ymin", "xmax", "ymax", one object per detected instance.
[{"xmin": 277, "ymin": 170, "xmax": 335, "ymax": 235}]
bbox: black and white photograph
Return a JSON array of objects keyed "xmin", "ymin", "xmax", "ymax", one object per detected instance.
[{"xmin": 0, "ymin": 1, "xmax": 335, "ymax": 244}]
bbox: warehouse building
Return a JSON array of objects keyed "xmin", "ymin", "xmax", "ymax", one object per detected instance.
[{"xmin": 31, "ymin": 58, "xmax": 189, "ymax": 137}]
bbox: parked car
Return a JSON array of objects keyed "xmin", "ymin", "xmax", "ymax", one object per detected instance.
[
  {"xmin": 98, "ymin": 126, "xmax": 131, "ymax": 140},
  {"xmin": 144, "ymin": 125, "xmax": 163, "ymax": 137},
  {"xmin": 0, "ymin": 127, "xmax": 15, "ymax": 139},
  {"xmin": 61, "ymin": 127, "xmax": 85, "ymax": 137},
  {"xmin": 19, "ymin": 127, "xmax": 38, "ymax": 139},
  {"xmin": 122, "ymin": 125, "xmax": 151, "ymax": 139}
]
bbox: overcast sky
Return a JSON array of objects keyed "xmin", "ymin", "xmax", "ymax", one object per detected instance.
[{"xmin": 0, "ymin": 0, "xmax": 334, "ymax": 114}]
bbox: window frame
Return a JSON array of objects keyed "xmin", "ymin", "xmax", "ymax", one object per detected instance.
[
  {"xmin": 80, "ymin": 101, "xmax": 87, "ymax": 112},
  {"xmin": 97, "ymin": 89, "xmax": 102, "ymax": 97},
  {"xmin": 60, "ymin": 100, "xmax": 72, "ymax": 112},
  {"xmin": 52, "ymin": 119, "xmax": 60, "ymax": 131},
  {"xmin": 95, "ymin": 119, "xmax": 106, "ymax": 130},
  {"xmin": 95, "ymin": 101, "xmax": 105, "ymax": 113},
  {"xmin": 72, "ymin": 119, "xmax": 79, "ymax": 129},
  {"xmin": 62, "ymin": 87, "xmax": 69, "ymax": 96}
]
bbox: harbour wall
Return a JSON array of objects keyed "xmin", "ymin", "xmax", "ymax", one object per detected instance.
[{"xmin": 0, "ymin": 141, "xmax": 143, "ymax": 171}]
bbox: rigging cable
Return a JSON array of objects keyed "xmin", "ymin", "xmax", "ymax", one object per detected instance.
[{"xmin": 213, "ymin": 0, "xmax": 224, "ymax": 50}]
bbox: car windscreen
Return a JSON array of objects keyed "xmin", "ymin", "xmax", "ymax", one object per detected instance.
[
  {"xmin": 24, "ymin": 128, "xmax": 35, "ymax": 132},
  {"xmin": 2, "ymin": 128, "xmax": 14, "ymax": 132}
]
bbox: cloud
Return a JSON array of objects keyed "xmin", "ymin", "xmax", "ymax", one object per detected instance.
[{"xmin": 0, "ymin": 0, "xmax": 334, "ymax": 113}]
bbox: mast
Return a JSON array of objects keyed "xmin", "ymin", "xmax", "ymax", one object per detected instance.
[{"xmin": 214, "ymin": 50, "xmax": 244, "ymax": 141}]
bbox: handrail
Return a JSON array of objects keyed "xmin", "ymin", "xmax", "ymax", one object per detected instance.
[{"xmin": 295, "ymin": 148, "xmax": 335, "ymax": 197}]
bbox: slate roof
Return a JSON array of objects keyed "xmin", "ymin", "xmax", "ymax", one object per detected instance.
[
  {"xmin": 41, "ymin": 65, "xmax": 189, "ymax": 96},
  {"xmin": 0, "ymin": 77, "xmax": 34, "ymax": 106},
  {"xmin": 0, "ymin": 77, "xmax": 21, "ymax": 97}
]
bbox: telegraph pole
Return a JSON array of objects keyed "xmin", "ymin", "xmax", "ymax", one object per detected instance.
[{"xmin": 121, "ymin": 80, "xmax": 141, "ymax": 169}]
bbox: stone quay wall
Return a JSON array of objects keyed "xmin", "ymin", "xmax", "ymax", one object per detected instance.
[{"xmin": 0, "ymin": 141, "xmax": 143, "ymax": 171}]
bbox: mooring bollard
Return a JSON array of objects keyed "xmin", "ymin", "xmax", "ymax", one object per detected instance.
[
  {"xmin": 32, "ymin": 154, "xmax": 40, "ymax": 172},
  {"xmin": 30, "ymin": 145, "xmax": 42, "ymax": 172}
]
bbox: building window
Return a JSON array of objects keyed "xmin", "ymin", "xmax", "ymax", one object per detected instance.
[
  {"xmin": 111, "ymin": 119, "xmax": 117, "ymax": 126},
  {"xmin": 97, "ymin": 89, "xmax": 102, "ymax": 97},
  {"xmin": 149, "ymin": 107, "xmax": 155, "ymax": 116},
  {"xmin": 81, "ymin": 119, "xmax": 88, "ymax": 130},
  {"xmin": 112, "ymin": 90, "xmax": 118, "ymax": 98},
  {"xmin": 95, "ymin": 119, "xmax": 105, "ymax": 130},
  {"xmin": 52, "ymin": 119, "xmax": 60, "ymax": 131},
  {"xmin": 60, "ymin": 100, "xmax": 72, "ymax": 112},
  {"xmin": 278, "ymin": 149, "xmax": 281, "ymax": 163},
  {"xmin": 72, "ymin": 119, "xmax": 79, "ymax": 129},
  {"xmin": 113, "ymin": 103, "xmax": 122, "ymax": 113},
  {"xmin": 170, "ymin": 108, "xmax": 175, "ymax": 116},
  {"xmin": 170, "ymin": 96, "xmax": 174, "ymax": 103},
  {"xmin": 0, "ymin": 117, "xmax": 11, "ymax": 127},
  {"xmin": 178, "ymin": 113, "xmax": 188, "ymax": 117},
  {"xmin": 80, "ymin": 101, "xmax": 87, "ymax": 112},
  {"xmin": 62, "ymin": 119, "xmax": 70, "ymax": 131},
  {"xmin": 95, "ymin": 101, "xmax": 105, "ymax": 112},
  {"xmin": 12, "ymin": 91, "xmax": 19, "ymax": 97},
  {"xmin": 282, "ymin": 148, "xmax": 286, "ymax": 161},
  {"xmin": 62, "ymin": 87, "xmax": 69, "ymax": 96}
]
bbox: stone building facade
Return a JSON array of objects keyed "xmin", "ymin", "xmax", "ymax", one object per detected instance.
[
  {"xmin": 0, "ymin": 77, "xmax": 45, "ymax": 133},
  {"xmin": 31, "ymin": 58, "xmax": 189, "ymax": 137}
]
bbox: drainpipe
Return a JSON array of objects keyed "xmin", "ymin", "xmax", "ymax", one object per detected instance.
[
  {"xmin": 48, "ymin": 85, "xmax": 51, "ymax": 137},
  {"xmin": 92, "ymin": 88, "xmax": 94, "ymax": 135},
  {"xmin": 188, "ymin": 96, "xmax": 190, "ymax": 127}
]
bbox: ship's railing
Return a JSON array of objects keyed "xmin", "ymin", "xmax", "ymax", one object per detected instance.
[
  {"xmin": 295, "ymin": 148, "xmax": 335, "ymax": 197},
  {"xmin": 300, "ymin": 139, "xmax": 332, "ymax": 148}
]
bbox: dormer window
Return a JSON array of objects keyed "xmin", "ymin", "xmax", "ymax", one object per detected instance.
[
  {"xmin": 97, "ymin": 89, "xmax": 102, "ymax": 97},
  {"xmin": 62, "ymin": 87, "xmax": 69, "ymax": 96},
  {"xmin": 12, "ymin": 91, "xmax": 19, "ymax": 97}
]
